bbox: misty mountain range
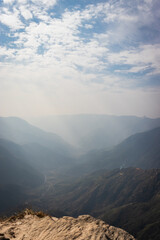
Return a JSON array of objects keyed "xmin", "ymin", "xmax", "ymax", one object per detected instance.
[
  {"xmin": 69, "ymin": 126, "xmax": 160, "ymax": 176},
  {"xmin": 0, "ymin": 115, "xmax": 160, "ymax": 239},
  {"xmin": 30, "ymin": 114, "xmax": 160, "ymax": 151},
  {"xmin": 0, "ymin": 117, "xmax": 74, "ymax": 155},
  {"xmin": 0, "ymin": 115, "xmax": 160, "ymax": 176}
]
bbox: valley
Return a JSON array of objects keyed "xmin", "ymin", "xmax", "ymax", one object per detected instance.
[{"xmin": 0, "ymin": 115, "xmax": 160, "ymax": 239}]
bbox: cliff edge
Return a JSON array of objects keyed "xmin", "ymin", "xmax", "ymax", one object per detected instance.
[{"xmin": 0, "ymin": 212, "xmax": 135, "ymax": 240}]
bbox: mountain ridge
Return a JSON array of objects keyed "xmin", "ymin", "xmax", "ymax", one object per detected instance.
[
  {"xmin": 70, "ymin": 126, "xmax": 160, "ymax": 176},
  {"xmin": 0, "ymin": 116, "xmax": 74, "ymax": 156},
  {"xmin": 30, "ymin": 114, "xmax": 160, "ymax": 150}
]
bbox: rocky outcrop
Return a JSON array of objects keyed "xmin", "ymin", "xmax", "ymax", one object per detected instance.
[{"xmin": 0, "ymin": 214, "xmax": 135, "ymax": 240}]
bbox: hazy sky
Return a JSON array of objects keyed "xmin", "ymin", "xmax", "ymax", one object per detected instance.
[{"xmin": 0, "ymin": 0, "xmax": 160, "ymax": 118}]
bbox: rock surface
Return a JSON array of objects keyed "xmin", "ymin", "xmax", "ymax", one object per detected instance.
[{"xmin": 0, "ymin": 214, "xmax": 135, "ymax": 240}]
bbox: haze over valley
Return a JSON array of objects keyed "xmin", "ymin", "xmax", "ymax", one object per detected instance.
[{"xmin": 0, "ymin": 115, "xmax": 160, "ymax": 239}]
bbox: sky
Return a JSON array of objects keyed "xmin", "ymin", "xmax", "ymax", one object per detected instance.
[{"xmin": 0, "ymin": 0, "xmax": 160, "ymax": 118}]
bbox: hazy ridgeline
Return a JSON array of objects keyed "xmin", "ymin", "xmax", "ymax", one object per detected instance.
[
  {"xmin": 30, "ymin": 114, "xmax": 160, "ymax": 151},
  {"xmin": 0, "ymin": 115, "xmax": 160, "ymax": 239}
]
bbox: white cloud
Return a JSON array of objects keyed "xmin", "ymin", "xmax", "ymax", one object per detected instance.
[
  {"xmin": 0, "ymin": 46, "xmax": 16, "ymax": 59},
  {"xmin": 1, "ymin": 0, "xmax": 159, "ymax": 79},
  {"xmin": 3, "ymin": 0, "xmax": 57, "ymax": 7},
  {"xmin": 31, "ymin": 0, "xmax": 57, "ymax": 8},
  {"xmin": 2, "ymin": 0, "xmax": 57, "ymax": 24},
  {"xmin": 84, "ymin": 24, "xmax": 93, "ymax": 29},
  {"xmin": 17, "ymin": 0, "xmax": 28, "ymax": 3},
  {"xmin": 1, "ymin": 0, "xmax": 159, "ymax": 76},
  {"xmin": 108, "ymin": 44, "xmax": 160, "ymax": 75},
  {"xmin": 115, "ymin": 65, "xmax": 150, "ymax": 74},
  {"xmin": 0, "ymin": 12, "xmax": 23, "ymax": 30},
  {"xmin": 3, "ymin": 0, "xmax": 15, "ymax": 4},
  {"xmin": 19, "ymin": 6, "xmax": 33, "ymax": 20},
  {"xmin": 1, "ymin": 4, "xmax": 108, "ymax": 74}
]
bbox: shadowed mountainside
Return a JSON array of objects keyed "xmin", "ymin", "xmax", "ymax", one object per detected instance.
[
  {"xmin": 0, "ymin": 138, "xmax": 44, "ymax": 215},
  {"xmin": 0, "ymin": 139, "xmax": 44, "ymax": 187},
  {"xmin": 0, "ymin": 117, "xmax": 77, "ymax": 216},
  {"xmin": 0, "ymin": 117, "xmax": 78, "ymax": 174},
  {"xmin": 30, "ymin": 168, "xmax": 160, "ymax": 240}
]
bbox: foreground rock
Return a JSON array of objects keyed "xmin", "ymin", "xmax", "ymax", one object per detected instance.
[{"xmin": 0, "ymin": 213, "xmax": 135, "ymax": 240}]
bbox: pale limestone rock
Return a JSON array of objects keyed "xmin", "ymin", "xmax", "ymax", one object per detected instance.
[{"xmin": 0, "ymin": 214, "xmax": 135, "ymax": 240}]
